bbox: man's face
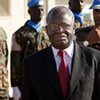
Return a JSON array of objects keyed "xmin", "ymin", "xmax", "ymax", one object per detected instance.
[
  {"xmin": 93, "ymin": 9, "xmax": 100, "ymax": 26},
  {"xmin": 46, "ymin": 13, "xmax": 75, "ymax": 50},
  {"xmin": 69, "ymin": 0, "xmax": 85, "ymax": 13},
  {"xmin": 29, "ymin": 5, "xmax": 44, "ymax": 23}
]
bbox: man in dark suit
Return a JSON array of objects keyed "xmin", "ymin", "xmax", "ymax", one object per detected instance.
[{"xmin": 22, "ymin": 6, "xmax": 100, "ymax": 100}]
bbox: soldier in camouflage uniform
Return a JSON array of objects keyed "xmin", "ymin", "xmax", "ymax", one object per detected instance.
[
  {"xmin": 68, "ymin": 0, "xmax": 85, "ymax": 28},
  {"xmin": 75, "ymin": 0, "xmax": 100, "ymax": 50},
  {"xmin": 0, "ymin": 27, "xmax": 9, "ymax": 100},
  {"xmin": 10, "ymin": 0, "xmax": 50, "ymax": 100}
]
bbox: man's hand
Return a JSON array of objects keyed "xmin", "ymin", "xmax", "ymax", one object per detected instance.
[{"xmin": 13, "ymin": 87, "xmax": 21, "ymax": 100}]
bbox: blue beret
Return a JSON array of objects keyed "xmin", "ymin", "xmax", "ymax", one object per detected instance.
[
  {"xmin": 28, "ymin": 0, "xmax": 44, "ymax": 7},
  {"xmin": 90, "ymin": 0, "xmax": 100, "ymax": 9}
]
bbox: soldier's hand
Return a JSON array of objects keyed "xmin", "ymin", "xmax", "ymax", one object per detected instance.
[
  {"xmin": 86, "ymin": 26, "xmax": 100, "ymax": 45},
  {"xmin": 13, "ymin": 87, "xmax": 21, "ymax": 100}
]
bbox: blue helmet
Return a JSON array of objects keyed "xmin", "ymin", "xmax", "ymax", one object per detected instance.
[
  {"xmin": 27, "ymin": 0, "xmax": 44, "ymax": 7},
  {"xmin": 90, "ymin": 0, "xmax": 100, "ymax": 9}
]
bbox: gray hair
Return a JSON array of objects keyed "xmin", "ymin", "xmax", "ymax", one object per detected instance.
[{"xmin": 46, "ymin": 6, "xmax": 75, "ymax": 25}]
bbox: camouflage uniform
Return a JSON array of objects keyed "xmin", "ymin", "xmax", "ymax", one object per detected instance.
[
  {"xmin": 11, "ymin": 21, "xmax": 50, "ymax": 92},
  {"xmin": 75, "ymin": 26, "xmax": 93, "ymax": 45},
  {"xmin": 75, "ymin": 26, "xmax": 100, "ymax": 50},
  {"xmin": 0, "ymin": 27, "xmax": 9, "ymax": 100}
]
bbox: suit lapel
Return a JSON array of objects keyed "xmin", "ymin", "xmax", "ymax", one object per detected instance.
[
  {"xmin": 68, "ymin": 44, "xmax": 85, "ymax": 97},
  {"xmin": 41, "ymin": 47, "xmax": 64, "ymax": 98},
  {"xmin": 41, "ymin": 45, "xmax": 86, "ymax": 99}
]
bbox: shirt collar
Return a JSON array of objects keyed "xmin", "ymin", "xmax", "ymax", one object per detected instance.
[{"xmin": 52, "ymin": 41, "xmax": 74, "ymax": 58}]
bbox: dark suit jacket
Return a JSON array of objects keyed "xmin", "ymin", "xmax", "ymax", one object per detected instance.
[{"xmin": 22, "ymin": 43, "xmax": 100, "ymax": 100}]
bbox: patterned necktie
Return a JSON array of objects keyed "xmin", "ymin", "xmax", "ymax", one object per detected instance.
[{"xmin": 58, "ymin": 51, "xmax": 70, "ymax": 97}]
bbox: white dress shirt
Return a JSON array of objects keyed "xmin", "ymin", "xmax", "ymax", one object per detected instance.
[{"xmin": 52, "ymin": 41, "xmax": 74, "ymax": 75}]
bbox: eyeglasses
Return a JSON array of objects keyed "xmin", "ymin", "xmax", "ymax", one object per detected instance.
[{"xmin": 47, "ymin": 23, "xmax": 72, "ymax": 31}]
